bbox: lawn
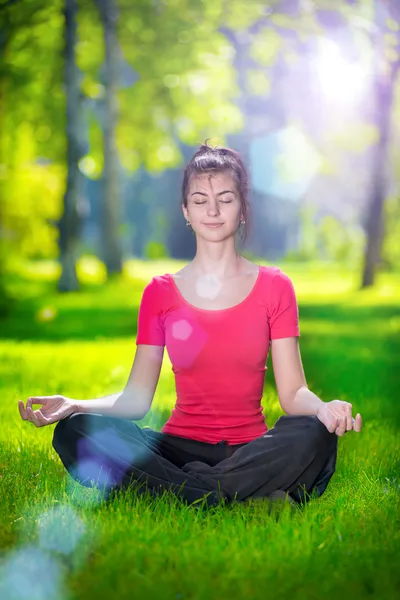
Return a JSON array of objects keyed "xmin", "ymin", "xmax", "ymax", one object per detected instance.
[{"xmin": 0, "ymin": 259, "xmax": 399, "ymax": 600}]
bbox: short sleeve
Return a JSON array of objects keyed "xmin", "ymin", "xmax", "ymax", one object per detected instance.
[
  {"xmin": 268, "ymin": 270, "xmax": 300, "ymax": 340},
  {"xmin": 135, "ymin": 277, "xmax": 165, "ymax": 346}
]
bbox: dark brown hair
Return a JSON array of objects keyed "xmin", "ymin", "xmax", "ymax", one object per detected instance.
[{"xmin": 182, "ymin": 140, "xmax": 251, "ymax": 245}]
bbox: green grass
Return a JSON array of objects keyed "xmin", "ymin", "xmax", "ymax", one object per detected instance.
[{"xmin": 1, "ymin": 259, "xmax": 399, "ymax": 600}]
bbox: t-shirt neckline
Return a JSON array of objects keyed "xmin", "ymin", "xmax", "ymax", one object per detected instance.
[{"xmin": 168, "ymin": 265, "xmax": 262, "ymax": 313}]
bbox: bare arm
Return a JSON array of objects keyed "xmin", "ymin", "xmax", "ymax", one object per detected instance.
[
  {"xmin": 270, "ymin": 337, "xmax": 324, "ymax": 415},
  {"xmin": 271, "ymin": 336, "xmax": 362, "ymax": 435},
  {"xmin": 72, "ymin": 344, "xmax": 165, "ymax": 420}
]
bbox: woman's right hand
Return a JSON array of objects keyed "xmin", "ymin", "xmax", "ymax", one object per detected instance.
[{"xmin": 18, "ymin": 395, "xmax": 77, "ymax": 427}]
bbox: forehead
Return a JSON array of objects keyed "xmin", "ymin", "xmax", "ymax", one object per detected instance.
[{"xmin": 189, "ymin": 170, "xmax": 237, "ymax": 191}]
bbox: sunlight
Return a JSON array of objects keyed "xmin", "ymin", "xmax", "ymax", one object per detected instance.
[{"xmin": 313, "ymin": 39, "xmax": 370, "ymax": 104}]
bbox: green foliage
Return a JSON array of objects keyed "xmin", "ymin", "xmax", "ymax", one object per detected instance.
[
  {"xmin": 115, "ymin": 1, "xmax": 244, "ymax": 173},
  {"xmin": 286, "ymin": 206, "xmax": 365, "ymax": 267},
  {"xmin": 143, "ymin": 241, "xmax": 168, "ymax": 260},
  {"xmin": 382, "ymin": 195, "xmax": 400, "ymax": 272},
  {"xmin": 222, "ymin": 0, "xmax": 270, "ymax": 30},
  {"xmin": 317, "ymin": 214, "xmax": 365, "ymax": 265},
  {"xmin": 329, "ymin": 123, "xmax": 379, "ymax": 154},
  {"xmin": 1, "ymin": 1, "xmax": 66, "ymax": 277},
  {"xmin": 1, "ymin": 0, "xmax": 250, "ymax": 275},
  {"xmin": 1, "ymin": 0, "xmax": 400, "ymax": 281},
  {"xmin": 246, "ymin": 69, "xmax": 271, "ymax": 96},
  {"xmin": 1, "ymin": 123, "xmax": 64, "ymax": 268},
  {"xmin": 250, "ymin": 28, "xmax": 283, "ymax": 67},
  {"xmin": 289, "ymin": 205, "xmax": 319, "ymax": 262},
  {"xmin": 2, "ymin": 1, "xmax": 66, "ymax": 164},
  {"xmin": 79, "ymin": 114, "xmax": 104, "ymax": 179},
  {"xmin": 76, "ymin": 0, "xmax": 104, "ymax": 79}
]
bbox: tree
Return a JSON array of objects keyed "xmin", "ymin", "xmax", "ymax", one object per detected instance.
[
  {"xmin": 94, "ymin": 0, "xmax": 123, "ymax": 276},
  {"xmin": 0, "ymin": 0, "xmax": 67, "ymax": 302},
  {"xmin": 58, "ymin": 0, "xmax": 85, "ymax": 292},
  {"xmin": 68, "ymin": 0, "xmax": 247, "ymax": 275},
  {"xmin": 361, "ymin": 0, "xmax": 400, "ymax": 287},
  {"xmin": 219, "ymin": 0, "xmax": 400, "ymax": 279}
]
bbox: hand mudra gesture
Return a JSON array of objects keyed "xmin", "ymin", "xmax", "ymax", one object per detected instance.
[
  {"xmin": 317, "ymin": 399, "xmax": 363, "ymax": 437},
  {"xmin": 18, "ymin": 395, "xmax": 75, "ymax": 428}
]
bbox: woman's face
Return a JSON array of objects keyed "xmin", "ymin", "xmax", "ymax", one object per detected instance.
[{"xmin": 183, "ymin": 171, "xmax": 243, "ymax": 238}]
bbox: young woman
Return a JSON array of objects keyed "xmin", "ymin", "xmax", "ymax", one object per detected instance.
[{"xmin": 18, "ymin": 142, "xmax": 362, "ymax": 509}]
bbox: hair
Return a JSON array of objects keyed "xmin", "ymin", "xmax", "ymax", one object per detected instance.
[{"xmin": 181, "ymin": 139, "xmax": 251, "ymax": 245}]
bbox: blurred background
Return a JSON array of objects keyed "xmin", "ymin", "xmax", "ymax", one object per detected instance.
[{"xmin": 0, "ymin": 0, "xmax": 399, "ymax": 306}]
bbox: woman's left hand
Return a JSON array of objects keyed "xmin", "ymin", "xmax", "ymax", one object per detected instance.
[{"xmin": 317, "ymin": 400, "xmax": 363, "ymax": 436}]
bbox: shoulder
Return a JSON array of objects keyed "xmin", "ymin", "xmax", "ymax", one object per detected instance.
[
  {"xmin": 260, "ymin": 265, "xmax": 294, "ymax": 287},
  {"xmin": 259, "ymin": 266, "xmax": 297, "ymax": 311},
  {"xmin": 143, "ymin": 273, "xmax": 171, "ymax": 290},
  {"xmin": 140, "ymin": 274, "xmax": 171, "ymax": 305}
]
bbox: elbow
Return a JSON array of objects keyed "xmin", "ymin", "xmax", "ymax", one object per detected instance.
[
  {"xmin": 118, "ymin": 390, "xmax": 152, "ymax": 421},
  {"xmin": 280, "ymin": 402, "xmax": 292, "ymax": 416},
  {"xmin": 280, "ymin": 385, "xmax": 307, "ymax": 415},
  {"xmin": 279, "ymin": 395, "xmax": 292, "ymax": 415}
]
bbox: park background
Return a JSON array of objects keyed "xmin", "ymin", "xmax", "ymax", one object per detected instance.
[{"xmin": 0, "ymin": 1, "xmax": 399, "ymax": 600}]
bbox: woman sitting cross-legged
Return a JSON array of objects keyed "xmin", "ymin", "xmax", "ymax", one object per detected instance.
[{"xmin": 18, "ymin": 141, "xmax": 362, "ymax": 509}]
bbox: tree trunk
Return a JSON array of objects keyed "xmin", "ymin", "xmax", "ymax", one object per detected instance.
[
  {"xmin": 361, "ymin": 1, "xmax": 400, "ymax": 288},
  {"xmin": 57, "ymin": 0, "xmax": 83, "ymax": 292},
  {"xmin": 96, "ymin": 0, "xmax": 123, "ymax": 276},
  {"xmin": 361, "ymin": 63, "xmax": 399, "ymax": 288}
]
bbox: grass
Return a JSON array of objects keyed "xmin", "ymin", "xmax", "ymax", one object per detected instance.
[{"xmin": 0, "ymin": 258, "xmax": 399, "ymax": 600}]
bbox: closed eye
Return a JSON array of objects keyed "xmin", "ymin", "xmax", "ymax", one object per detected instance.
[{"xmin": 194, "ymin": 200, "xmax": 232, "ymax": 204}]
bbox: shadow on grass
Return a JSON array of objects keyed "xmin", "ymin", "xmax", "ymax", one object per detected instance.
[
  {"xmin": 0, "ymin": 280, "xmax": 141, "ymax": 342},
  {"xmin": 0, "ymin": 302, "xmax": 140, "ymax": 342},
  {"xmin": 299, "ymin": 303, "xmax": 400, "ymax": 324},
  {"xmin": 1, "ymin": 275, "xmax": 399, "ymax": 342}
]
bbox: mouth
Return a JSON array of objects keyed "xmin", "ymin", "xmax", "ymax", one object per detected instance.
[{"xmin": 204, "ymin": 223, "xmax": 223, "ymax": 228}]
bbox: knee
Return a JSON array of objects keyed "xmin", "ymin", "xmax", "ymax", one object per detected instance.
[
  {"xmin": 302, "ymin": 416, "xmax": 337, "ymax": 453},
  {"xmin": 52, "ymin": 412, "xmax": 87, "ymax": 452}
]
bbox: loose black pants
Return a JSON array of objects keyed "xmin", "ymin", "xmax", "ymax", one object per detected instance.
[{"xmin": 52, "ymin": 413, "xmax": 338, "ymax": 508}]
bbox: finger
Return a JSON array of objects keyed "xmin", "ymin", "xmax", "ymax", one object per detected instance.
[
  {"xmin": 345, "ymin": 404, "xmax": 353, "ymax": 431},
  {"xmin": 344, "ymin": 417, "xmax": 356, "ymax": 433},
  {"xmin": 26, "ymin": 405, "xmax": 38, "ymax": 426},
  {"xmin": 18, "ymin": 400, "xmax": 27, "ymax": 421},
  {"xmin": 26, "ymin": 397, "xmax": 35, "ymax": 411},
  {"xmin": 354, "ymin": 413, "xmax": 362, "ymax": 432},
  {"xmin": 328, "ymin": 417, "xmax": 339, "ymax": 434},
  {"xmin": 27, "ymin": 406, "xmax": 45, "ymax": 428},
  {"xmin": 35, "ymin": 410, "xmax": 51, "ymax": 427},
  {"xmin": 26, "ymin": 397, "xmax": 47, "ymax": 410},
  {"xmin": 335, "ymin": 416, "xmax": 346, "ymax": 437},
  {"xmin": 26, "ymin": 397, "xmax": 36, "ymax": 411}
]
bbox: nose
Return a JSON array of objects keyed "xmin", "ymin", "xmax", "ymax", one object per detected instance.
[{"xmin": 207, "ymin": 200, "xmax": 221, "ymax": 216}]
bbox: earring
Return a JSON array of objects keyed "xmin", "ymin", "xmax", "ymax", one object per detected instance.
[{"xmin": 186, "ymin": 220, "xmax": 192, "ymax": 228}]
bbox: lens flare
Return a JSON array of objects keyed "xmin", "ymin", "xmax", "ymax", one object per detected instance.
[
  {"xmin": 312, "ymin": 39, "xmax": 370, "ymax": 103},
  {"xmin": 0, "ymin": 545, "xmax": 66, "ymax": 600},
  {"xmin": 37, "ymin": 504, "xmax": 86, "ymax": 555}
]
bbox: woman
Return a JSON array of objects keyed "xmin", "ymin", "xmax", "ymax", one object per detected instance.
[{"xmin": 18, "ymin": 142, "xmax": 362, "ymax": 509}]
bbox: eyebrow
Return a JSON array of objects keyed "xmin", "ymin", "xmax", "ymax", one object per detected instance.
[{"xmin": 190, "ymin": 190, "xmax": 235, "ymax": 197}]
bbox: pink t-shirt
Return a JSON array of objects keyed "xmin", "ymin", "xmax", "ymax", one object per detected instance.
[{"xmin": 135, "ymin": 265, "xmax": 300, "ymax": 445}]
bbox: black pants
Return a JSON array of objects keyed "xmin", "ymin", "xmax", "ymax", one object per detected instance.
[{"xmin": 52, "ymin": 413, "xmax": 338, "ymax": 508}]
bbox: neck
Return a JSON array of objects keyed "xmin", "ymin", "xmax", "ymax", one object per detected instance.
[{"xmin": 189, "ymin": 255, "xmax": 246, "ymax": 279}]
